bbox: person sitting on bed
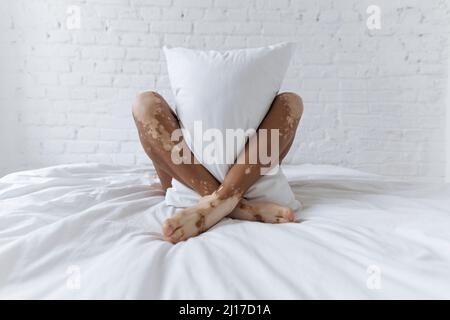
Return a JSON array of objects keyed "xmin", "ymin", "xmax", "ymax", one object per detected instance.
[{"xmin": 132, "ymin": 91, "xmax": 303, "ymax": 243}]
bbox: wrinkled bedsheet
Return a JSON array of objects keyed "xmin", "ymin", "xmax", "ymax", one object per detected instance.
[{"xmin": 0, "ymin": 163, "xmax": 449, "ymax": 299}]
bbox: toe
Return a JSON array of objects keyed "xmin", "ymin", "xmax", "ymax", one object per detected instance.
[
  {"xmin": 284, "ymin": 208, "xmax": 295, "ymax": 222},
  {"xmin": 168, "ymin": 228, "xmax": 185, "ymax": 244},
  {"xmin": 274, "ymin": 208, "xmax": 294, "ymax": 223},
  {"xmin": 162, "ymin": 218, "xmax": 179, "ymax": 237}
]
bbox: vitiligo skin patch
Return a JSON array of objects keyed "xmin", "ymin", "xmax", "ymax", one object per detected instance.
[
  {"xmin": 230, "ymin": 199, "xmax": 294, "ymax": 223},
  {"xmin": 132, "ymin": 91, "xmax": 303, "ymax": 243},
  {"xmin": 163, "ymin": 193, "xmax": 241, "ymax": 243}
]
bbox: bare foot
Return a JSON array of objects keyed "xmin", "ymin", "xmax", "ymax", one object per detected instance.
[
  {"xmin": 163, "ymin": 193, "xmax": 240, "ymax": 243},
  {"xmin": 229, "ymin": 199, "xmax": 295, "ymax": 223}
]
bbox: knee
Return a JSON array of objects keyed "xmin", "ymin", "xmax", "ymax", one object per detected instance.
[
  {"xmin": 132, "ymin": 91, "xmax": 163, "ymax": 122},
  {"xmin": 277, "ymin": 92, "xmax": 304, "ymax": 120}
]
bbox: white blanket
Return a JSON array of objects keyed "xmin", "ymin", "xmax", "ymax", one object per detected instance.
[{"xmin": 0, "ymin": 163, "xmax": 449, "ymax": 299}]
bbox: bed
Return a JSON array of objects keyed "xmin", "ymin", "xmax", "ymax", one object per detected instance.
[{"xmin": 0, "ymin": 163, "xmax": 449, "ymax": 299}]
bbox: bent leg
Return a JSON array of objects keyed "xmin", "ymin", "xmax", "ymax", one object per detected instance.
[
  {"xmin": 132, "ymin": 91, "xmax": 220, "ymax": 195},
  {"xmin": 163, "ymin": 92, "xmax": 304, "ymax": 242},
  {"xmin": 227, "ymin": 93, "xmax": 303, "ymax": 222},
  {"xmin": 220, "ymin": 92, "xmax": 303, "ymax": 197}
]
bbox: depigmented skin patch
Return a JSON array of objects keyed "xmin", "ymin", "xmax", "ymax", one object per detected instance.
[
  {"xmin": 239, "ymin": 201, "xmax": 252, "ymax": 211},
  {"xmin": 195, "ymin": 213, "xmax": 206, "ymax": 231},
  {"xmin": 229, "ymin": 200, "xmax": 296, "ymax": 224},
  {"xmin": 133, "ymin": 91, "xmax": 181, "ymax": 153},
  {"xmin": 280, "ymin": 93, "xmax": 302, "ymax": 120},
  {"xmin": 254, "ymin": 214, "xmax": 263, "ymax": 221},
  {"xmin": 164, "ymin": 193, "xmax": 242, "ymax": 243},
  {"xmin": 216, "ymin": 186, "xmax": 243, "ymax": 200},
  {"xmin": 270, "ymin": 92, "xmax": 302, "ymax": 143}
]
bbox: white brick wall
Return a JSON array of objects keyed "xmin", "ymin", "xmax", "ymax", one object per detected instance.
[
  {"xmin": 447, "ymin": 57, "xmax": 450, "ymax": 182},
  {"xmin": 0, "ymin": 0, "xmax": 449, "ymax": 181}
]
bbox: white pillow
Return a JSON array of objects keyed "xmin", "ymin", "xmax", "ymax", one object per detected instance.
[{"xmin": 163, "ymin": 43, "xmax": 301, "ymax": 211}]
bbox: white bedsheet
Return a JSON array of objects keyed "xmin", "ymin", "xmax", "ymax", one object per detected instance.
[{"xmin": 0, "ymin": 163, "xmax": 449, "ymax": 299}]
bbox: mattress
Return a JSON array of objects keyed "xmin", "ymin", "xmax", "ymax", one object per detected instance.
[{"xmin": 0, "ymin": 163, "xmax": 449, "ymax": 299}]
